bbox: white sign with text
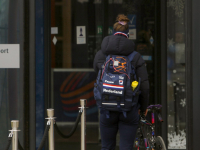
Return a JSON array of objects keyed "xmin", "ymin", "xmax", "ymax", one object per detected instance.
[
  {"xmin": 77, "ymin": 26, "xmax": 86, "ymax": 44},
  {"xmin": 129, "ymin": 29, "xmax": 136, "ymax": 40},
  {"xmin": 0, "ymin": 44, "xmax": 20, "ymax": 68}
]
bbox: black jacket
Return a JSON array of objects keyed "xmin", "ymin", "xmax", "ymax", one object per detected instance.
[{"xmin": 93, "ymin": 35, "xmax": 149, "ymax": 112}]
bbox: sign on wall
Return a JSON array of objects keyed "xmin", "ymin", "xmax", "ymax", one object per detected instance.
[
  {"xmin": 129, "ymin": 29, "xmax": 136, "ymax": 40},
  {"xmin": 108, "ymin": 26, "xmax": 113, "ymax": 35},
  {"xmin": 0, "ymin": 44, "xmax": 20, "ymax": 68},
  {"xmin": 97, "ymin": 26, "xmax": 102, "ymax": 35},
  {"xmin": 51, "ymin": 27, "xmax": 58, "ymax": 34},
  {"xmin": 128, "ymin": 14, "xmax": 137, "ymax": 40},
  {"xmin": 77, "ymin": 26, "xmax": 86, "ymax": 44}
]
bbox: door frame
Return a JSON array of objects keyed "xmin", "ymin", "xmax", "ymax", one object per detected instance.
[{"xmin": 43, "ymin": 0, "xmax": 170, "ymax": 149}]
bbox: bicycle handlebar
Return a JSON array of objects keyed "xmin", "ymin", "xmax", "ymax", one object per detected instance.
[
  {"xmin": 147, "ymin": 104, "xmax": 162, "ymax": 110},
  {"xmin": 146, "ymin": 104, "xmax": 164, "ymax": 123}
]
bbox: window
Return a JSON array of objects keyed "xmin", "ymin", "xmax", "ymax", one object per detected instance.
[{"xmin": 167, "ymin": 0, "xmax": 186, "ymax": 149}]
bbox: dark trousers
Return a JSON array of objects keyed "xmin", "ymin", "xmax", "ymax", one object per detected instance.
[{"xmin": 100, "ymin": 106, "xmax": 139, "ymax": 150}]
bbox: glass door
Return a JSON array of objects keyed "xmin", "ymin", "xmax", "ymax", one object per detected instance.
[
  {"xmin": 50, "ymin": 0, "xmax": 158, "ymax": 149},
  {"xmin": 51, "ymin": 1, "xmax": 104, "ymax": 149},
  {"xmin": 167, "ymin": 0, "xmax": 186, "ymax": 149},
  {"xmin": 0, "ymin": 0, "xmax": 24, "ymax": 149}
]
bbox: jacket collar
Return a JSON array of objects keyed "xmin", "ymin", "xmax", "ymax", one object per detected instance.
[{"xmin": 113, "ymin": 29, "xmax": 129, "ymax": 38}]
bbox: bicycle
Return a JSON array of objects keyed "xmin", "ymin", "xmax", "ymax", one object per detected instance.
[{"xmin": 134, "ymin": 104, "xmax": 167, "ymax": 150}]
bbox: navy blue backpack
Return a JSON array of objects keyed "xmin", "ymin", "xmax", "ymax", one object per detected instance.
[{"xmin": 94, "ymin": 51, "xmax": 141, "ymax": 117}]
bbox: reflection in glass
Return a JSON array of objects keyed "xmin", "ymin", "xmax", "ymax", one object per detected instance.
[
  {"xmin": 167, "ymin": 0, "xmax": 186, "ymax": 149},
  {"xmin": 0, "ymin": 0, "xmax": 23, "ymax": 149},
  {"xmin": 51, "ymin": 0, "xmax": 156, "ymax": 149}
]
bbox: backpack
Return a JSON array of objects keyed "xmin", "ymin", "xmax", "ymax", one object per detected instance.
[{"xmin": 93, "ymin": 51, "xmax": 141, "ymax": 118}]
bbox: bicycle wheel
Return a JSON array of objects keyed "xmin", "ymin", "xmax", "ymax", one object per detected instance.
[{"xmin": 155, "ymin": 136, "xmax": 166, "ymax": 150}]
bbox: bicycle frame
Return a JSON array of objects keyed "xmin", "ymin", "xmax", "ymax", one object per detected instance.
[{"xmin": 135, "ymin": 105, "xmax": 163, "ymax": 150}]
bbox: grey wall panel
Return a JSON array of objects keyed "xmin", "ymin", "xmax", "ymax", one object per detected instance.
[
  {"xmin": 185, "ymin": 0, "xmax": 193, "ymax": 149},
  {"xmin": 160, "ymin": 0, "xmax": 167, "ymax": 145},
  {"xmin": 192, "ymin": 0, "xmax": 200, "ymax": 149}
]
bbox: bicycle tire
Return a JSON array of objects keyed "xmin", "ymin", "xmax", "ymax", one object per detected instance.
[{"xmin": 155, "ymin": 136, "xmax": 166, "ymax": 150}]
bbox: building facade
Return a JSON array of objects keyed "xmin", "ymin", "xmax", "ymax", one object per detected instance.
[{"xmin": 0, "ymin": 0, "xmax": 199, "ymax": 150}]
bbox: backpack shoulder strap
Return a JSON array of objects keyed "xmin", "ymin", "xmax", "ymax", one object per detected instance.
[
  {"xmin": 128, "ymin": 51, "xmax": 138, "ymax": 80},
  {"xmin": 128, "ymin": 51, "xmax": 138, "ymax": 62}
]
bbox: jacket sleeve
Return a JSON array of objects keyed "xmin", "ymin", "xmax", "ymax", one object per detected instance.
[
  {"xmin": 93, "ymin": 50, "xmax": 106, "ymax": 74},
  {"xmin": 133, "ymin": 53, "xmax": 150, "ymax": 112}
]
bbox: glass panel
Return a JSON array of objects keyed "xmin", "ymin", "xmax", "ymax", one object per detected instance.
[
  {"xmin": 106, "ymin": 0, "xmax": 156, "ymax": 146},
  {"xmin": 51, "ymin": 0, "xmax": 156, "ymax": 149},
  {"xmin": 167, "ymin": 0, "xmax": 186, "ymax": 149},
  {"xmin": 51, "ymin": 1, "xmax": 104, "ymax": 149},
  {"xmin": 107, "ymin": 0, "xmax": 156, "ymax": 105},
  {"xmin": 0, "ymin": 0, "xmax": 24, "ymax": 149}
]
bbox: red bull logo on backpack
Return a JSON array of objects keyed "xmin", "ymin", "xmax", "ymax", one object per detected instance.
[{"xmin": 119, "ymin": 80, "xmax": 123, "ymax": 85}]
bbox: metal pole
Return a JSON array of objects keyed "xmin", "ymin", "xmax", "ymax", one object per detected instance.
[
  {"xmin": 47, "ymin": 109, "xmax": 55, "ymax": 150},
  {"xmin": 11, "ymin": 120, "xmax": 19, "ymax": 150},
  {"xmin": 80, "ymin": 99, "xmax": 86, "ymax": 150}
]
